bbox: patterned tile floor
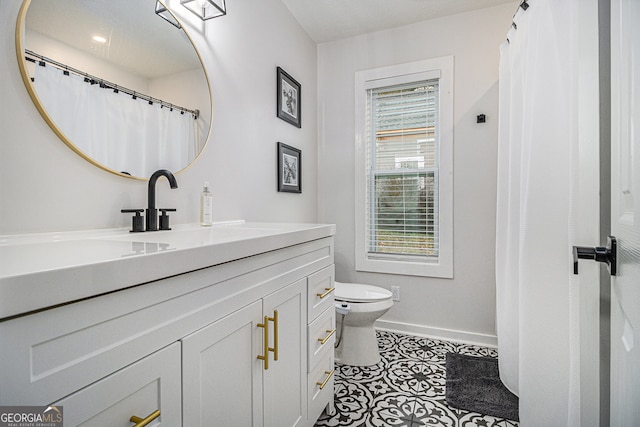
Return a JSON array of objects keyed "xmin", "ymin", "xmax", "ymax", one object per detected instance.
[{"xmin": 315, "ymin": 330, "xmax": 519, "ymax": 427}]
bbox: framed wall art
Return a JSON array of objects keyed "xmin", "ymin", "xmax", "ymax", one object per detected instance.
[
  {"xmin": 276, "ymin": 67, "xmax": 301, "ymax": 128},
  {"xmin": 277, "ymin": 142, "xmax": 301, "ymax": 193}
]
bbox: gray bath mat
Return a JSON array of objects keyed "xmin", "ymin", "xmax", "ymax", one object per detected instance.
[{"xmin": 445, "ymin": 353, "xmax": 519, "ymax": 421}]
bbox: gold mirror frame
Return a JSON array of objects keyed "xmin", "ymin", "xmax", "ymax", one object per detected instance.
[{"xmin": 15, "ymin": 0, "xmax": 212, "ymax": 180}]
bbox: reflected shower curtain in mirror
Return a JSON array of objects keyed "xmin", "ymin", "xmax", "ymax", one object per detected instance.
[
  {"xmin": 33, "ymin": 64, "xmax": 196, "ymax": 177},
  {"xmin": 496, "ymin": 0, "xmax": 582, "ymax": 425}
]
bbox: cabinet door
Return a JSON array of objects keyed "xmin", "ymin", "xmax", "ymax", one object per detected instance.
[
  {"xmin": 53, "ymin": 342, "xmax": 181, "ymax": 427},
  {"xmin": 262, "ymin": 279, "xmax": 307, "ymax": 427},
  {"xmin": 182, "ymin": 300, "xmax": 263, "ymax": 427}
]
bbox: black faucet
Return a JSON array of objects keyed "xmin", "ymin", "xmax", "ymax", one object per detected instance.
[{"xmin": 146, "ymin": 169, "xmax": 178, "ymax": 232}]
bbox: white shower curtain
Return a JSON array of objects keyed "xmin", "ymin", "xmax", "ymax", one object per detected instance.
[
  {"xmin": 33, "ymin": 64, "xmax": 197, "ymax": 177},
  {"xmin": 496, "ymin": 0, "xmax": 582, "ymax": 425}
]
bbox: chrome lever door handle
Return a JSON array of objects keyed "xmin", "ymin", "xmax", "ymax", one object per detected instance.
[{"xmin": 573, "ymin": 236, "xmax": 617, "ymax": 276}]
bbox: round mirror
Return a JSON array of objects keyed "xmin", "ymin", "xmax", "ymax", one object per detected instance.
[{"xmin": 16, "ymin": 0, "xmax": 212, "ymax": 179}]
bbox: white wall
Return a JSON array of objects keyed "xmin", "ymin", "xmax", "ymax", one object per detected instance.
[
  {"xmin": 0, "ymin": 0, "xmax": 317, "ymax": 234},
  {"xmin": 317, "ymin": 3, "xmax": 517, "ymax": 344}
]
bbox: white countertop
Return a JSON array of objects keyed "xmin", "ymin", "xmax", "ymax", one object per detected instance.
[{"xmin": 0, "ymin": 221, "xmax": 335, "ymax": 320}]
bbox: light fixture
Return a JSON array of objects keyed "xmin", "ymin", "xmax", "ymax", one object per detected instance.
[
  {"xmin": 180, "ymin": 0, "xmax": 226, "ymax": 20},
  {"xmin": 155, "ymin": 1, "xmax": 182, "ymax": 28},
  {"xmin": 92, "ymin": 35, "xmax": 108, "ymax": 43}
]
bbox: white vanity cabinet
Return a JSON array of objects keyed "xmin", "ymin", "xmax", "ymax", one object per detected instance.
[{"xmin": 0, "ymin": 227, "xmax": 335, "ymax": 427}]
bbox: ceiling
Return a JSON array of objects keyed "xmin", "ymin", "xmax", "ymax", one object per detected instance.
[
  {"xmin": 22, "ymin": 0, "xmax": 518, "ymax": 79},
  {"xmin": 280, "ymin": 0, "xmax": 517, "ymax": 43}
]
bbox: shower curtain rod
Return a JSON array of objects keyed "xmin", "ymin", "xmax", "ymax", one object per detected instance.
[
  {"xmin": 507, "ymin": 1, "xmax": 530, "ymax": 42},
  {"xmin": 25, "ymin": 49, "xmax": 199, "ymax": 119}
]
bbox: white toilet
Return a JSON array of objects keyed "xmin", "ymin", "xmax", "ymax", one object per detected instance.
[{"xmin": 334, "ymin": 281, "xmax": 394, "ymax": 366}]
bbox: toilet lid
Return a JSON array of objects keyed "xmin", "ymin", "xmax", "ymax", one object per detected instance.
[{"xmin": 334, "ymin": 281, "xmax": 393, "ymax": 303}]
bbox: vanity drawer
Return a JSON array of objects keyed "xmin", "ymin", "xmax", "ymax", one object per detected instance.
[
  {"xmin": 53, "ymin": 342, "xmax": 181, "ymax": 426},
  {"xmin": 308, "ymin": 306, "xmax": 336, "ymax": 371},
  {"xmin": 308, "ymin": 351, "xmax": 335, "ymax": 423},
  {"xmin": 307, "ymin": 265, "xmax": 335, "ymax": 321}
]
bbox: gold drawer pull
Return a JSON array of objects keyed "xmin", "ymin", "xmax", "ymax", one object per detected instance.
[
  {"xmin": 130, "ymin": 410, "xmax": 160, "ymax": 427},
  {"xmin": 316, "ymin": 287, "xmax": 335, "ymax": 299},
  {"xmin": 257, "ymin": 315, "xmax": 269, "ymax": 370},
  {"xmin": 318, "ymin": 328, "xmax": 336, "ymax": 345},
  {"xmin": 316, "ymin": 369, "xmax": 335, "ymax": 390}
]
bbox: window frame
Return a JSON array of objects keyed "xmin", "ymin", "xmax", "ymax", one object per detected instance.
[{"xmin": 354, "ymin": 57, "xmax": 454, "ymax": 278}]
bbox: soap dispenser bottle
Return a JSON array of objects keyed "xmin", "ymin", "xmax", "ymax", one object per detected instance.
[{"xmin": 200, "ymin": 182, "xmax": 213, "ymax": 226}]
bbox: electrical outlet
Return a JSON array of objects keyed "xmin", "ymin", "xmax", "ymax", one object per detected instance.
[{"xmin": 391, "ymin": 286, "xmax": 400, "ymax": 302}]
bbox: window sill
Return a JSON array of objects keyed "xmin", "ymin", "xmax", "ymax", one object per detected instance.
[{"xmin": 355, "ymin": 255, "xmax": 453, "ymax": 278}]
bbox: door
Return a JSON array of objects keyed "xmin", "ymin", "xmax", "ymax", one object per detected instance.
[
  {"xmin": 182, "ymin": 300, "xmax": 264, "ymax": 427},
  {"xmin": 262, "ymin": 279, "xmax": 307, "ymax": 427},
  {"xmin": 610, "ymin": 0, "xmax": 640, "ymax": 424}
]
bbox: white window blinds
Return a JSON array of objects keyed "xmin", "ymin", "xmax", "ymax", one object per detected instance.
[{"xmin": 365, "ymin": 79, "xmax": 440, "ymax": 261}]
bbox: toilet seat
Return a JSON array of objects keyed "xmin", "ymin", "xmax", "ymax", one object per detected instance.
[{"xmin": 334, "ymin": 281, "xmax": 393, "ymax": 303}]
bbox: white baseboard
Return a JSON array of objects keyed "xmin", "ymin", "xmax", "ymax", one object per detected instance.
[{"xmin": 375, "ymin": 319, "xmax": 498, "ymax": 348}]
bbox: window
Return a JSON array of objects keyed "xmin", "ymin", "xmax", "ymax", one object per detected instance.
[{"xmin": 355, "ymin": 58, "xmax": 453, "ymax": 278}]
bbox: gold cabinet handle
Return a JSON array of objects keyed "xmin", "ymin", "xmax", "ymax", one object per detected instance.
[
  {"xmin": 316, "ymin": 369, "xmax": 335, "ymax": 390},
  {"xmin": 316, "ymin": 287, "xmax": 335, "ymax": 299},
  {"xmin": 318, "ymin": 328, "xmax": 336, "ymax": 345},
  {"xmin": 268, "ymin": 310, "xmax": 279, "ymax": 361},
  {"xmin": 257, "ymin": 315, "xmax": 269, "ymax": 370},
  {"xmin": 130, "ymin": 410, "xmax": 160, "ymax": 427}
]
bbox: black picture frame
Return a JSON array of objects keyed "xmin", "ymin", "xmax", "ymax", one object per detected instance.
[
  {"xmin": 276, "ymin": 67, "xmax": 301, "ymax": 128},
  {"xmin": 277, "ymin": 142, "xmax": 302, "ymax": 193}
]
